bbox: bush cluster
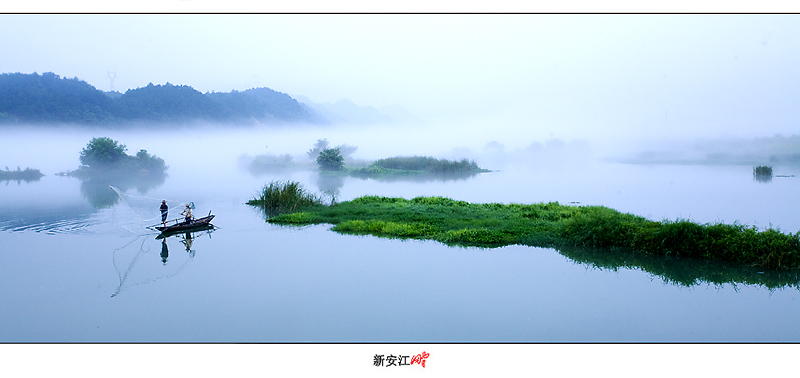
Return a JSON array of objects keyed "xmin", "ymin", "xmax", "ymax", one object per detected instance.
[{"xmin": 78, "ymin": 137, "xmax": 166, "ymax": 174}]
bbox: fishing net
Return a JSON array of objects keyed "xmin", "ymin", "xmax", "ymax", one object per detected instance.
[
  {"xmin": 110, "ymin": 233, "xmax": 199, "ymax": 298},
  {"xmin": 107, "ymin": 187, "xmax": 215, "ymax": 298},
  {"xmin": 109, "ymin": 185, "xmax": 194, "ymax": 233}
]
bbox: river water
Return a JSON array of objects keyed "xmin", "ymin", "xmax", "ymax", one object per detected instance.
[{"xmin": 1, "ymin": 126, "xmax": 799, "ymax": 342}]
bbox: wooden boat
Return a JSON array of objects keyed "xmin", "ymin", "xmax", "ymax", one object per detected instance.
[{"xmin": 156, "ymin": 214, "xmax": 215, "ymax": 234}]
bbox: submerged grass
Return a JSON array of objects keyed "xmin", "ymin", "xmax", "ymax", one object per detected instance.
[{"xmin": 261, "ymin": 195, "xmax": 800, "ymax": 271}]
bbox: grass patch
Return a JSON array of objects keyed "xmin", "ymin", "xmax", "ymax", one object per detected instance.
[
  {"xmin": 262, "ymin": 194, "xmax": 800, "ymax": 271},
  {"xmin": 246, "ymin": 180, "xmax": 323, "ymax": 216}
]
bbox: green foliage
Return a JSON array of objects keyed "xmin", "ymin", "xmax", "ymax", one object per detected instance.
[
  {"xmin": 307, "ymin": 139, "xmax": 357, "ymax": 162},
  {"xmin": 349, "ymin": 166, "xmax": 386, "ymax": 176},
  {"xmin": 134, "ymin": 149, "xmax": 167, "ymax": 172},
  {"xmin": 246, "ymin": 180, "xmax": 323, "ymax": 216},
  {"xmin": 411, "ymin": 196, "xmax": 469, "ymax": 207},
  {"xmin": 437, "ymin": 228, "xmax": 517, "ymax": 246},
  {"xmin": 77, "ymin": 137, "xmax": 166, "ymax": 174},
  {"xmin": 79, "ymin": 137, "xmax": 127, "ymax": 168},
  {"xmin": 332, "ymin": 220, "xmax": 438, "ymax": 238},
  {"xmin": 307, "ymin": 139, "xmax": 329, "ymax": 161},
  {"xmin": 271, "ymin": 212, "xmax": 318, "ymax": 224},
  {"xmin": 317, "ymin": 148, "xmax": 344, "ymax": 171}
]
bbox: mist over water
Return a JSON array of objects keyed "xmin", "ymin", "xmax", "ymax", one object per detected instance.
[
  {"xmin": 2, "ymin": 122, "xmax": 798, "ymax": 223},
  {"xmin": 1, "ymin": 121, "xmax": 800, "ymax": 343}
]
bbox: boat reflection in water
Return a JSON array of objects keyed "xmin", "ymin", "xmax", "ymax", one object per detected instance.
[
  {"xmin": 111, "ymin": 224, "xmax": 217, "ymax": 298},
  {"xmin": 157, "ymin": 223, "xmax": 216, "ymax": 260}
]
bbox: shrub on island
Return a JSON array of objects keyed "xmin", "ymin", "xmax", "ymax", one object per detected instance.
[{"xmin": 76, "ymin": 137, "xmax": 166, "ymax": 175}]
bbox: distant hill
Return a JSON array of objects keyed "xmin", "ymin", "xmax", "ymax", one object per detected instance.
[
  {"xmin": 207, "ymin": 87, "xmax": 327, "ymax": 124},
  {"xmin": 294, "ymin": 95, "xmax": 421, "ymax": 125},
  {"xmin": 0, "ymin": 72, "xmax": 118, "ymax": 124},
  {"xmin": 0, "ymin": 72, "xmax": 325, "ymax": 126}
]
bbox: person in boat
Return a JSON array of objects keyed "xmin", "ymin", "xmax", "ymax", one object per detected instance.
[
  {"xmin": 180, "ymin": 203, "xmax": 194, "ymax": 224},
  {"xmin": 160, "ymin": 200, "xmax": 169, "ymax": 227}
]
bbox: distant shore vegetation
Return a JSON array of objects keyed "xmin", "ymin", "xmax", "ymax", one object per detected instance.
[
  {"xmin": 0, "ymin": 166, "xmax": 44, "ymax": 182},
  {"xmin": 245, "ymin": 138, "xmax": 490, "ymax": 180},
  {"xmin": 613, "ymin": 134, "xmax": 800, "ymax": 166},
  {"xmin": 249, "ymin": 182, "xmax": 800, "ymax": 272}
]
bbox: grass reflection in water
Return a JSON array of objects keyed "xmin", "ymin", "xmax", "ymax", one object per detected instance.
[{"xmin": 249, "ymin": 181, "xmax": 800, "ymax": 289}]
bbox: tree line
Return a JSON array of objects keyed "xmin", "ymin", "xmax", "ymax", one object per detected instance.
[{"xmin": 0, "ymin": 72, "xmax": 325, "ymax": 126}]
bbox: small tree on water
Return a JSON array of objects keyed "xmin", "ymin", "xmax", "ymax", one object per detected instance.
[
  {"xmin": 79, "ymin": 137, "xmax": 127, "ymax": 168},
  {"xmin": 307, "ymin": 138, "xmax": 329, "ymax": 161},
  {"xmin": 317, "ymin": 147, "xmax": 344, "ymax": 171}
]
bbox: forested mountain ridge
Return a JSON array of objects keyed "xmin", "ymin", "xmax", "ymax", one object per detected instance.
[{"xmin": 0, "ymin": 72, "xmax": 325, "ymax": 126}]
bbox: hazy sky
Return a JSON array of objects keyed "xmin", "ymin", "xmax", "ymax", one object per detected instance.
[{"xmin": 1, "ymin": 14, "xmax": 799, "ymax": 141}]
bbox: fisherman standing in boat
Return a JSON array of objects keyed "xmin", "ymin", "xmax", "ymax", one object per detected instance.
[
  {"xmin": 160, "ymin": 200, "xmax": 169, "ymax": 227},
  {"xmin": 181, "ymin": 203, "xmax": 193, "ymax": 224}
]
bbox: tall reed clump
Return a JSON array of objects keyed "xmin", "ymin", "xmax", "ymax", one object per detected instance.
[{"xmin": 246, "ymin": 180, "xmax": 323, "ymax": 215}]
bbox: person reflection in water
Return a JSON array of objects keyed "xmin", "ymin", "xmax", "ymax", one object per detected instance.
[
  {"xmin": 181, "ymin": 232, "xmax": 195, "ymax": 258},
  {"xmin": 160, "ymin": 238, "xmax": 169, "ymax": 265},
  {"xmin": 160, "ymin": 200, "xmax": 169, "ymax": 227}
]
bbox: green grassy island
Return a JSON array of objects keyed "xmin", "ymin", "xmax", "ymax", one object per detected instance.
[
  {"xmin": 316, "ymin": 155, "xmax": 491, "ymax": 183},
  {"xmin": 347, "ymin": 156, "xmax": 491, "ymax": 178},
  {"xmin": 249, "ymin": 181, "xmax": 800, "ymax": 272}
]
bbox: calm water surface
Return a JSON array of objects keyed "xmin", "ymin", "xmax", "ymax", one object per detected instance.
[{"xmin": 1, "ymin": 129, "xmax": 799, "ymax": 342}]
